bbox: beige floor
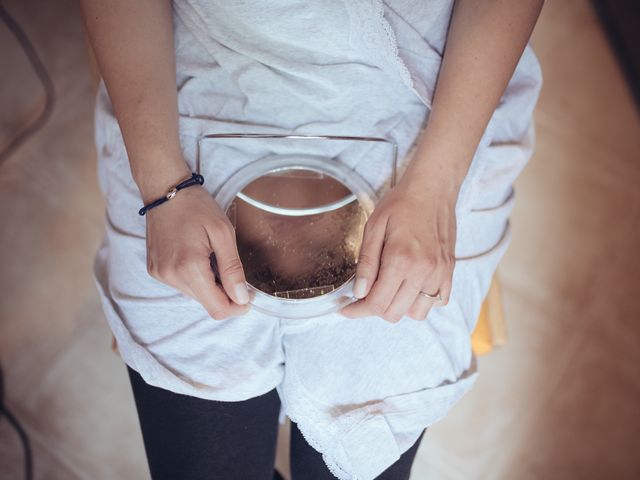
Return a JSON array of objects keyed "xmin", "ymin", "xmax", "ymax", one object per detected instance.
[{"xmin": 1, "ymin": 0, "xmax": 639, "ymax": 479}]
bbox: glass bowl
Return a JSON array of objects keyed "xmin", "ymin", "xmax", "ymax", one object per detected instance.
[{"xmin": 214, "ymin": 153, "xmax": 379, "ymax": 319}]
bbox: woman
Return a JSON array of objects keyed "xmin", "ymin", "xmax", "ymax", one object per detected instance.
[{"xmin": 81, "ymin": 0, "xmax": 543, "ymax": 479}]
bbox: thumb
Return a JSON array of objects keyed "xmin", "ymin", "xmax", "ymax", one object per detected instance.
[
  {"xmin": 353, "ymin": 216, "xmax": 387, "ymax": 298},
  {"xmin": 205, "ymin": 222, "xmax": 250, "ymax": 306}
]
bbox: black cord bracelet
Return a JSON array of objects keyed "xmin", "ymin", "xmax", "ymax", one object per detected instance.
[{"xmin": 138, "ymin": 172, "xmax": 205, "ymax": 216}]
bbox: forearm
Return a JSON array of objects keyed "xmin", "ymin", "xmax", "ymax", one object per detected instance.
[
  {"xmin": 401, "ymin": 0, "xmax": 544, "ymax": 200},
  {"xmin": 80, "ymin": 0, "xmax": 191, "ymax": 204}
]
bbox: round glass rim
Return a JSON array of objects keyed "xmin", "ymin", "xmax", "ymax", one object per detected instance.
[{"xmin": 214, "ymin": 153, "xmax": 379, "ymax": 319}]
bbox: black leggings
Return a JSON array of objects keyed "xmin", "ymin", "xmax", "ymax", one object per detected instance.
[{"xmin": 127, "ymin": 366, "xmax": 425, "ymax": 480}]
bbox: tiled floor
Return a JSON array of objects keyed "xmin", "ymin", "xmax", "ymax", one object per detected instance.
[{"xmin": 1, "ymin": 0, "xmax": 639, "ymax": 479}]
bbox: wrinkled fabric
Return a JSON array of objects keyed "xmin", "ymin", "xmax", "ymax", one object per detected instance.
[{"xmin": 91, "ymin": 1, "xmax": 542, "ymax": 478}]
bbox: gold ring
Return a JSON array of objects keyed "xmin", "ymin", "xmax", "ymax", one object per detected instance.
[{"xmin": 419, "ymin": 289, "xmax": 443, "ymax": 302}]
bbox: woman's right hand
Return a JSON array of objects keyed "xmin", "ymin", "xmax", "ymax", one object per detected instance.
[{"xmin": 144, "ymin": 183, "xmax": 252, "ymax": 321}]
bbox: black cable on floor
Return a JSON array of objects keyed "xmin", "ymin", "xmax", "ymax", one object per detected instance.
[
  {"xmin": 0, "ymin": 362, "xmax": 33, "ymax": 480},
  {"xmin": 0, "ymin": 0, "xmax": 55, "ymax": 168},
  {"xmin": 0, "ymin": 3, "xmax": 48, "ymax": 476}
]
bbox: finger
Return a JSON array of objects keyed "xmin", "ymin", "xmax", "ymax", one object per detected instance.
[
  {"xmin": 205, "ymin": 220, "xmax": 250, "ymax": 306},
  {"xmin": 407, "ymin": 281, "xmax": 442, "ymax": 320},
  {"xmin": 383, "ymin": 277, "xmax": 423, "ymax": 323},
  {"xmin": 413, "ymin": 273, "xmax": 445, "ymax": 320},
  {"xmin": 186, "ymin": 255, "xmax": 250, "ymax": 320},
  {"xmin": 439, "ymin": 271, "xmax": 453, "ymax": 306},
  {"xmin": 341, "ymin": 243, "xmax": 404, "ymax": 319},
  {"xmin": 352, "ymin": 215, "xmax": 388, "ymax": 299},
  {"xmin": 406, "ymin": 293, "xmax": 433, "ymax": 321}
]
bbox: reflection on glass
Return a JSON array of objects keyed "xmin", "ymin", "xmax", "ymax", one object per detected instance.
[{"xmin": 226, "ymin": 167, "xmax": 368, "ymax": 299}]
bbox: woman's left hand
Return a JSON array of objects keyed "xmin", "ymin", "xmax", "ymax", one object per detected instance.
[{"xmin": 339, "ymin": 175, "xmax": 458, "ymax": 323}]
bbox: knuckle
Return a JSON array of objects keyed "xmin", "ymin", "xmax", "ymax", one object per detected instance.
[
  {"xmin": 421, "ymin": 254, "xmax": 439, "ymax": 269},
  {"xmin": 386, "ymin": 258, "xmax": 408, "ymax": 275},
  {"xmin": 386, "ymin": 244, "xmax": 420, "ymax": 270},
  {"xmin": 363, "ymin": 217, "xmax": 379, "ymax": 235},
  {"xmin": 210, "ymin": 215, "xmax": 229, "ymax": 230},
  {"xmin": 393, "ymin": 248, "xmax": 414, "ymax": 266},
  {"xmin": 174, "ymin": 254, "xmax": 197, "ymax": 276},
  {"xmin": 220, "ymin": 256, "xmax": 244, "ymax": 276},
  {"xmin": 444, "ymin": 252, "xmax": 456, "ymax": 267},
  {"xmin": 154, "ymin": 263, "xmax": 175, "ymax": 281},
  {"xmin": 213, "ymin": 216, "xmax": 235, "ymax": 236},
  {"xmin": 357, "ymin": 251, "xmax": 377, "ymax": 269}
]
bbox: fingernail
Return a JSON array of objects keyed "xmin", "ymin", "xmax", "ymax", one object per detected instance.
[
  {"xmin": 234, "ymin": 282, "xmax": 250, "ymax": 304},
  {"xmin": 353, "ymin": 277, "xmax": 367, "ymax": 298}
]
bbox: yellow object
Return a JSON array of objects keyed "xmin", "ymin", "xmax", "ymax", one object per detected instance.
[{"xmin": 471, "ymin": 272, "xmax": 507, "ymax": 355}]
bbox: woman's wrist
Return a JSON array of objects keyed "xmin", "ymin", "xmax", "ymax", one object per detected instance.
[
  {"xmin": 398, "ymin": 152, "xmax": 464, "ymax": 209},
  {"xmin": 398, "ymin": 125, "xmax": 475, "ymax": 207},
  {"xmin": 132, "ymin": 155, "xmax": 193, "ymax": 205}
]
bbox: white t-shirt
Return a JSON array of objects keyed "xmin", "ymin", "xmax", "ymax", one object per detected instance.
[{"xmin": 91, "ymin": 1, "xmax": 542, "ymax": 478}]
